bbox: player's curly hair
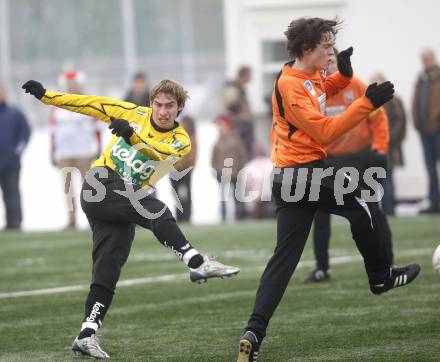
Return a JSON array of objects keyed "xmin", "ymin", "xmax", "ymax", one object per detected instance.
[
  {"xmin": 150, "ymin": 79, "xmax": 189, "ymax": 114},
  {"xmin": 284, "ymin": 17, "xmax": 342, "ymax": 59}
]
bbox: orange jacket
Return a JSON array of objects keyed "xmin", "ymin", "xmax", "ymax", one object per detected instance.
[
  {"xmin": 324, "ymin": 76, "xmax": 389, "ymax": 156},
  {"xmin": 271, "ymin": 65, "xmax": 377, "ymax": 167}
]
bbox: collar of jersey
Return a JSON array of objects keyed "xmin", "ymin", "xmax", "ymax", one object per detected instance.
[
  {"xmin": 151, "ymin": 118, "xmax": 179, "ymax": 133},
  {"xmin": 283, "ymin": 65, "xmax": 321, "ymax": 81}
]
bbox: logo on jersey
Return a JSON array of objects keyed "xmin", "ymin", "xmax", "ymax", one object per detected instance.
[
  {"xmin": 171, "ymin": 140, "xmax": 184, "ymax": 150},
  {"xmin": 317, "ymin": 93, "xmax": 327, "ymax": 114},
  {"xmin": 343, "ymin": 90, "xmax": 355, "ymax": 104},
  {"xmin": 136, "ymin": 109, "xmax": 147, "ymax": 116},
  {"xmin": 111, "ymin": 138, "xmax": 155, "ymax": 184},
  {"xmin": 129, "ymin": 122, "xmax": 141, "ymax": 132},
  {"xmin": 325, "ymin": 105, "xmax": 346, "ymax": 116},
  {"xmin": 304, "ymin": 80, "xmax": 316, "ymax": 96}
]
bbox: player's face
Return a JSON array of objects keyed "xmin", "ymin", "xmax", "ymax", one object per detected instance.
[
  {"xmin": 151, "ymin": 92, "xmax": 182, "ymax": 129},
  {"xmin": 421, "ymin": 49, "xmax": 436, "ymax": 71},
  {"xmin": 307, "ymin": 32, "xmax": 335, "ymax": 70},
  {"xmin": 326, "ymin": 53, "xmax": 338, "ymax": 75}
]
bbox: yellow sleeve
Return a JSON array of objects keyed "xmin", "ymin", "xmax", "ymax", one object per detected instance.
[
  {"xmin": 41, "ymin": 90, "xmax": 145, "ymax": 124},
  {"xmin": 128, "ymin": 131, "xmax": 191, "ymax": 161}
]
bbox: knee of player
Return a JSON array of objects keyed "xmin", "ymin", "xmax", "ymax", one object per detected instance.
[{"xmin": 97, "ymin": 251, "xmax": 129, "ymax": 268}]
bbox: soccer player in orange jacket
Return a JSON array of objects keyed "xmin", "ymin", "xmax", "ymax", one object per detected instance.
[
  {"xmin": 237, "ymin": 18, "xmax": 420, "ymax": 362},
  {"xmin": 304, "ymin": 49, "xmax": 394, "ymax": 283}
]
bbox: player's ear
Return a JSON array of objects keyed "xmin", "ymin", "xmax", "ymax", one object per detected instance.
[{"xmin": 301, "ymin": 45, "xmax": 312, "ymax": 57}]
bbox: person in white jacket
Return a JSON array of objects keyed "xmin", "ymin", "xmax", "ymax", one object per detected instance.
[{"xmin": 50, "ymin": 70, "xmax": 101, "ymax": 229}]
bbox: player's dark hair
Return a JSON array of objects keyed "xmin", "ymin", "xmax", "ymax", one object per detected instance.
[{"xmin": 284, "ymin": 17, "xmax": 341, "ymax": 59}]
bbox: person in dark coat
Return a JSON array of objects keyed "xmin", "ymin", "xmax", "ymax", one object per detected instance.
[{"xmin": 0, "ymin": 84, "xmax": 31, "ymax": 230}]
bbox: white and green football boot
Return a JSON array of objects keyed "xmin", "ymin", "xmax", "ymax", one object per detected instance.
[
  {"xmin": 72, "ymin": 334, "xmax": 110, "ymax": 359},
  {"xmin": 190, "ymin": 255, "xmax": 240, "ymax": 283}
]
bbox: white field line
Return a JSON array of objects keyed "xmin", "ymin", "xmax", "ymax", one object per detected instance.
[{"xmin": 0, "ymin": 248, "xmax": 432, "ymax": 300}]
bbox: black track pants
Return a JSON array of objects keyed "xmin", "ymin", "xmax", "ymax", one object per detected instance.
[{"xmin": 246, "ymin": 160, "xmax": 391, "ymax": 339}]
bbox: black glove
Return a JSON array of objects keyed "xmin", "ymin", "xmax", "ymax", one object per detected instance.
[
  {"xmin": 370, "ymin": 150, "xmax": 388, "ymax": 170},
  {"xmin": 22, "ymin": 80, "xmax": 46, "ymax": 99},
  {"xmin": 109, "ymin": 118, "xmax": 134, "ymax": 143},
  {"xmin": 365, "ymin": 81, "xmax": 394, "ymax": 108},
  {"xmin": 337, "ymin": 46, "xmax": 353, "ymax": 77}
]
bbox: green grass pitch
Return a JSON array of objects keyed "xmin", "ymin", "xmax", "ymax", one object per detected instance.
[{"xmin": 1, "ymin": 216, "xmax": 439, "ymax": 361}]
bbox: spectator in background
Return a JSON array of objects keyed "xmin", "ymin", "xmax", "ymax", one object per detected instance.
[
  {"xmin": 223, "ymin": 66, "xmax": 254, "ymax": 159},
  {"xmin": 0, "ymin": 83, "xmax": 31, "ymax": 230},
  {"xmin": 241, "ymin": 143, "xmax": 274, "ymax": 219},
  {"xmin": 50, "ymin": 70, "xmax": 101, "ymax": 229},
  {"xmin": 211, "ymin": 115, "xmax": 247, "ymax": 221},
  {"xmin": 170, "ymin": 115, "xmax": 197, "ymax": 223},
  {"xmin": 413, "ymin": 48, "xmax": 440, "ymax": 214},
  {"xmin": 304, "ymin": 50, "xmax": 394, "ymax": 283},
  {"xmin": 371, "ymin": 72, "xmax": 407, "ymax": 215},
  {"xmin": 124, "ymin": 72, "xmax": 150, "ymax": 107}
]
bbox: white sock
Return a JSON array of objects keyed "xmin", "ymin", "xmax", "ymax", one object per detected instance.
[
  {"xmin": 182, "ymin": 248, "xmax": 201, "ymax": 266},
  {"xmin": 81, "ymin": 321, "xmax": 99, "ymax": 332}
]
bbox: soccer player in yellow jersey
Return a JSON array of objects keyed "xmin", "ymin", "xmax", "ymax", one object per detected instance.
[{"xmin": 22, "ymin": 79, "xmax": 240, "ymax": 359}]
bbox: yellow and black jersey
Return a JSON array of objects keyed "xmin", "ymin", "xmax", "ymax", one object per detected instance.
[{"xmin": 41, "ymin": 91, "xmax": 191, "ymax": 188}]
